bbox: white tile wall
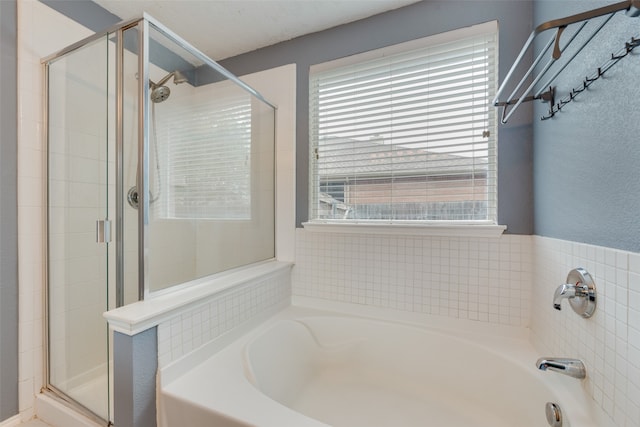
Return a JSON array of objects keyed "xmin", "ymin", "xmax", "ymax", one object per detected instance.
[
  {"xmin": 239, "ymin": 65, "xmax": 297, "ymax": 264},
  {"xmin": 156, "ymin": 269, "xmax": 291, "ymax": 368},
  {"xmin": 531, "ymin": 236, "xmax": 640, "ymax": 427},
  {"xmin": 46, "ymin": 35, "xmax": 111, "ymax": 409},
  {"xmin": 16, "ymin": 4, "xmax": 297, "ymax": 421},
  {"xmin": 292, "ymin": 228, "xmax": 532, "ymax": 327},
  {"xmin": 17, "ymin": 0, "xmax": 94, "ymax": 421},
  {"xmin": 17, "ymin": 1, "xmax": 638, "ymax": 424}
]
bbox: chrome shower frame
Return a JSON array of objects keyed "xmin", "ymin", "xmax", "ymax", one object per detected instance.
[
  {"xmin": 42, "ymin": 14, "xmax": 273, "ymax": 424},
  {"xmin": 43, "ymin": 13, "xmax": 273, "ymax": 305}
]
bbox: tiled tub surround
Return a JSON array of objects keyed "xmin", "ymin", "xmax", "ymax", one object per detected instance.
[
  {"xmin": 103, "ymin": 230, "xmax": 640, "ymax": 427},
  {"xmin": 105, "ymin": 261, "xmax": 292, "ymax": 368},
  {"xmin": 156, "ymin": 265, "xmax": 292, "ymax": 368},
  {"xmin": 531, "ymin": 237, "xmax": 640, "ymax": 427},
  {"xmin": 293, "ymin": 228, "xmax": 532, "ymax": 327},
  {"xmin": 102, "ymin": 261, "xmax": 292, "ymax": 427},
  {"xmin": 292, "ymin": 229, "xmax": 640, "ymax": 427}
]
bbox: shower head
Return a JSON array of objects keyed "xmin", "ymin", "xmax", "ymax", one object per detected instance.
[
  {"xmin": 149, "ymin": 70, "xmax": 188, "ymax": 103},
  {"xmin": 151, "ymin": 85, "xmax": 171, "ymax": 103}
]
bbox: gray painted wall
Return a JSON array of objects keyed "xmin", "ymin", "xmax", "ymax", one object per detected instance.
[
  {"xmin": 533, "ymin": 0, "xmax": 640, "ymax": 252},
  {"xmin": 219, "ymin": 0, "xmax": 535, "ymax": 233},
  {"xmin": 114, "ymin": 328, "xmax": 158, "ymax": 427},
  {"xmin": 40, "ymin": 0, "xmax": 120, "ymax": 31},
  {"xmin": 42, "ymin": 0, "xmax": 536, "ymax": 234},
  {"xmin": 0, "ymin": 0, "xmax": 19, "ymax": 422}
]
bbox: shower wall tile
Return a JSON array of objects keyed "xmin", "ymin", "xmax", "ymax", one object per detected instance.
[
  {"xmin": 156, "ymin": 268, "xmax": 291, "ymax": 368},
  {"xmin": 148, "ymin": 220, "xmax": 197, "ymax": 291},
  {"xmin": 16, "ymin": 0, "xmax": 94, "ymax": 421},
  {"xmin": 16, "ymin": 2, "xmax": 637, "ymax": 425},
  {"xmin": 154, "ymin": 64, "xmax": 298, "ymax": 371},
  {"xmin": 293, "ymin": 231, "xmax": 639, "ymax": 426},
  {"xmin": 239, "ymin": 65, "xmax": 297, "ymax": 264},
  {"xmin": 531, "ymin": 236, "xmax": 640, "ymax": 427},
  {"xmin": 292, "ymin": 229, "xmax": 532, "ymax": 327}
]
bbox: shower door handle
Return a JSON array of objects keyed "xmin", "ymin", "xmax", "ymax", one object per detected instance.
[{"xmin": 96, "ymin": 219, "xmax": 112, "ymax": 243}]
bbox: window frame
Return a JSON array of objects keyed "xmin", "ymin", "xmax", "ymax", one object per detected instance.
[{"xmin": 307, "ymin": 21, "xmax": 501, "ymax": 233}]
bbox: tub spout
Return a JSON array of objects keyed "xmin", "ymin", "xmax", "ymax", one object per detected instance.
[{"xmin": 536, "ymin": 357, "xmax": 586, "ymax": 379}]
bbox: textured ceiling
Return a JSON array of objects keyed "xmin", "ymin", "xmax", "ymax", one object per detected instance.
[{"xmin": 92, "ymin": 0, "xmax": 422, "ymax": 60}]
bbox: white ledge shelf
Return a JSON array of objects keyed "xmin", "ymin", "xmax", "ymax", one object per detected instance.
[
  {"xmin": 103, "ymin": 260, "xmax": 293, "ymax": 336},
  {"xmin": 302, "ymin": 221, "xmax": 506, "ymax": 238}
]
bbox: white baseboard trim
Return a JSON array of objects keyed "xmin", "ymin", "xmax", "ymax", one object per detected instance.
[
  {"xmin": 36, "ymin": 394, "xmax": 103, "ymax": 427},
  {"xmin": 0, "ymin": 415, "xmax": 21, "ymax": 427}
]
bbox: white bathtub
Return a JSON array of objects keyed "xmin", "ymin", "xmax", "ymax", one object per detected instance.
[{"xmin": 158, "ymin": 304, "xmax": 610, "ymax": 427}]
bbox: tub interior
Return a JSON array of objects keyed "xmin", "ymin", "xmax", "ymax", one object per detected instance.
[
  {"xmin": 244, "ymin": 317, "xmax": 557, "ymax": 427},
  {"xmin": 160, "ymin": 307, "xmax": 610, "ymax": 427}
]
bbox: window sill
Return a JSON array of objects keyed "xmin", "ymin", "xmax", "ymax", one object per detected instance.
[{"xmin": 302, "ymin": 221, "xmax": 506, "ymax": 238}]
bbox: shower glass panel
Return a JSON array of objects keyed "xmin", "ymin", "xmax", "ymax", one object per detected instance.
[
  {"xmin": 46, "ymin": 34, "xmax": 112, "ymax": 421},
  {"xmin": 44, "ymin": 15, "xmax": 275, "ymax": 424},
  {"xmin": 144, "ymin": 23, "xmax": 275, "ymax": 293},
  {"xmin": 121, "ymin": 25, "xmax": 141, "ymax": 305}
]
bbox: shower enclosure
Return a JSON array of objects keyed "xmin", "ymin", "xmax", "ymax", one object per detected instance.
[{"xmin": 43, "ymin": 15, "xmax": 275, "ymax": 424}]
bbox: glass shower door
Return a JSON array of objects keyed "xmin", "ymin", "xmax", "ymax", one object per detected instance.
[{"xmin": 47, "ymin": 34, "xmax": 112, "ymax": 422}]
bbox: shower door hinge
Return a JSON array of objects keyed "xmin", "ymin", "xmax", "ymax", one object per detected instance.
[{"xmin": 96, "ymin": 219, "xmax": 112, "ymax": 243}]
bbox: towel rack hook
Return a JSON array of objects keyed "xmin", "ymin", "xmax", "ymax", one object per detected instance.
[{"xmin": 494, "ymin": 0, "xmax": 640, "ymax": 124}]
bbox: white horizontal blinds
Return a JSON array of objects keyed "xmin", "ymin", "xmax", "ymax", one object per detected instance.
[
  {"xmin": 154, "ymin": 87, "xmax": 252, "ymax": 219},
  {"xmin": 310, "ymin": 27, "xmax": 497, "ymax": 222}
]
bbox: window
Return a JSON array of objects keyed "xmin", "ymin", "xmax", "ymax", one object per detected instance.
[
  {"xmin": 154, "ymin": 88, "xmax": 253, "ymax": 220},
  {"xmin": 309, "ymin": 21, "xmax": 497, "ymax": 223}
]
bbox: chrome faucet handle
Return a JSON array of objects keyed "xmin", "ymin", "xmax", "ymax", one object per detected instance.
[
  {"xmin": 553, "ymin": 283, "xmax": 576, "ymax": 310},
  {"xmin": 553, "ymin": 268, "xmax": 597, "ymax": 318}
]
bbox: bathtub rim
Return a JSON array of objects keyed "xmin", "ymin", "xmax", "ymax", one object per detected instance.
[
  {"xmin": 159, "ymin": 297, "xmax": 533, "ymax": 388},
  {"xmin": 158, "ymin": 299, "xmax": 616, "ymax": 427}
]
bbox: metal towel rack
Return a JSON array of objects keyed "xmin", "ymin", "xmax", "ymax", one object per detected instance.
[{"xmin": 493, "ymin": 0, "xmax": 640, "ymax": 124}]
